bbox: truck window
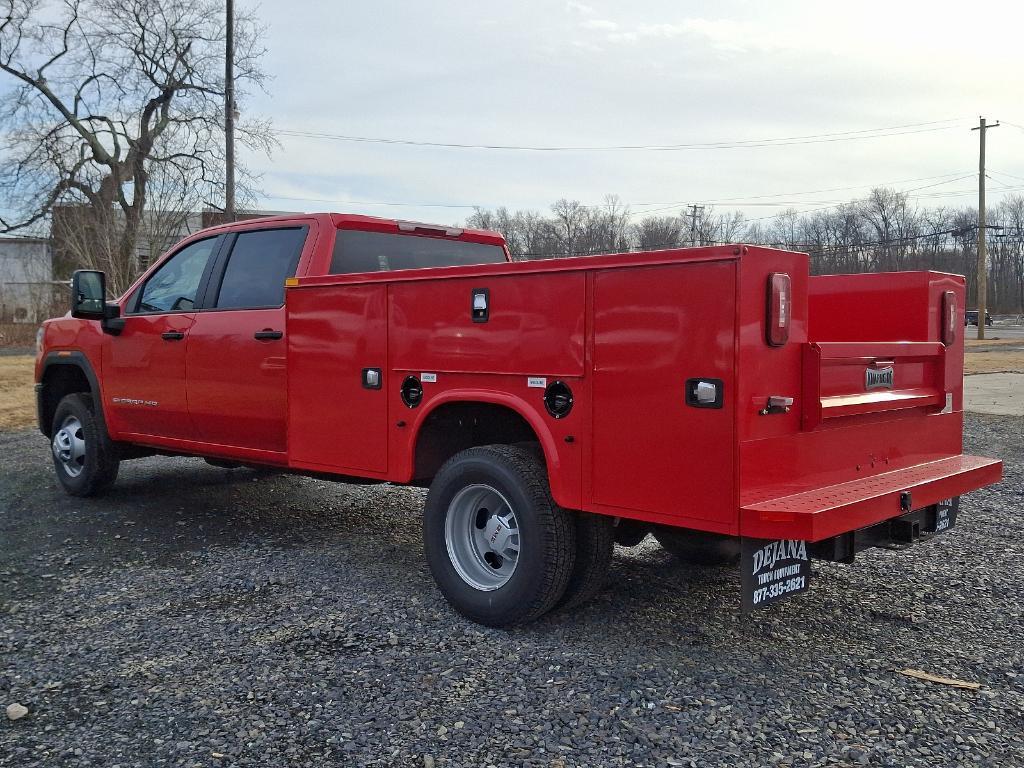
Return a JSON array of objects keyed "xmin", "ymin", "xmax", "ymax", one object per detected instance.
[
  {"xmin": 135, "ymin": 237, "xmax": 219, "ymax": 313},
  {"xmin": 214, "ymin": 227, "xmax": 307, "ymax": 309},
  {"xmin": 330, "ymin": 230, "xmax": 506, "ymax": 274}
]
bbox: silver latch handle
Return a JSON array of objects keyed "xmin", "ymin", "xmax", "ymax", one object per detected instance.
[{"xmin": 760, "ymin": 395, "xmax": 794, "ymax": 415}]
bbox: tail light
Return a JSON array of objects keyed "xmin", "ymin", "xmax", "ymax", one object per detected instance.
[
  {"xmin": 766, "ymin": 273, "xmax": 791, "ymax": 347},
  {"xmin": 941, "ymin": 291, "xmax": 957, "ymax": 346}
]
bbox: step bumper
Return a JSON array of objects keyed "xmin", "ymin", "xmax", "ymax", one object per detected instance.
[{"xmin": 739, "ymin": 455, "xmax": 1003, "ymax": 542}]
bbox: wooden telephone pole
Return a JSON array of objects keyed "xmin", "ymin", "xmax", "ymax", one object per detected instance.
[
  {"xmin": 972, "ymin": 117, "xmax": 999, "ymax": 339},
  {"xmin": 224, "ymin": 0, "xmax": 236, "ymax": 222},
  {"xmin": 688, "ymin": 204, "xmax": 705, "ymax": 247}
]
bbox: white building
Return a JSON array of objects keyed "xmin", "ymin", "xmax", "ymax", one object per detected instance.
[{"xmin": 0, "ymin": 237, "xmax": 55, "ymax": 323}]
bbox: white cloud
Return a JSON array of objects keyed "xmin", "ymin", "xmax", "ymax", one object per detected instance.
[
  {"xmin": 595, "ymin": 18, "xmax": 752, "ymax": 53},
  {"xmin": 606, "ymin": 31, "xmax": 637, "ymax": 44},
  {"xmin": 565, "ymin": 0, "xmax": 594, "ymax": 14},
  {"xmin": 236, "ymin": 0, "xmax": 1024, "ymax": 224}
]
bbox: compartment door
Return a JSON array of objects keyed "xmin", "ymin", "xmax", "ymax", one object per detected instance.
[
  {"xmin": 287, "ymin": 284, "xmax": 389, "ymax": 474},
  {"xmin": 591, "ymin": 262, "xmax": 737, "ymax": 527}
]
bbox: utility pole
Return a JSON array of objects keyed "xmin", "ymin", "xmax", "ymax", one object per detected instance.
[
  {"xmin": 224, "ymin": 0, "xmax": 236, "ymax": 222},
  {"xmin": 687, "ymin": 204, "xmax": 705, "ymax": 247},
  {"xmin": 972, "ymin": 116, "xmax": 999, "ymax": 339}
]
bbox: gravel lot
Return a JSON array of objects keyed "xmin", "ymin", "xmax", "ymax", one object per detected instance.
[{"xmin": 2, "ymin": 416, "xmax": 1022, "ymax": 767}]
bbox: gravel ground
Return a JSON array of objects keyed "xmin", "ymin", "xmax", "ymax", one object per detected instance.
[{"xmin": 1, "ymin": 415, "xmax": 1022, "ymax": 767}]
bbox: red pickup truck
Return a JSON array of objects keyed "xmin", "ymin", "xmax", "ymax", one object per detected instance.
[{"xmin": 36, "ymin": 213, "xmax": 1002, "ymax": 625}]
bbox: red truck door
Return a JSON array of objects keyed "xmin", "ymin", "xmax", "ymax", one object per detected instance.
[
  {"xmin": 104, "ymin": 235, "xmax": 222, "ymax": 440},
  {"xmin": 185, "ymin": 226, "xmax": 310, "ymax": 453},
  {"xmin": 590, "ymin": 260, "xmax": 738, "ymax": 529}
]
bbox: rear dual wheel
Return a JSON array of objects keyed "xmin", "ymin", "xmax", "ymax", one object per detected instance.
[{"xmin": 424, "ymin": 444, "xmax": 613, "ymax": 626}]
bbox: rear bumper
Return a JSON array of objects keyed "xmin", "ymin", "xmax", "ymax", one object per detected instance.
[{"xmin": 740, "ymin": 454, "xmax": 1002, "ymax": 542}]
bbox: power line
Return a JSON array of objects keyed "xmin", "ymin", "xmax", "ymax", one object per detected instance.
[
  {"xmin": 807, "ymin": 227, "xmax": 973, "ymax": 256},
  {"xmin": 518, "ymin": 226, "xmax": 980, "ymax": 260},
  {"xmin": 989, "ymin": 168, "xmax": 1024, "ymax": 184},
  {"xmin": 515, "ymin": 227, "xmax": 972, "ymax": 260},
  {"xmin": 257, "ymin": 171, "xmax": 976, "ymax": 217},
  {"xmin": 255, "ymin": 179, "xmax": 1024, "ymax": 232},
  {"xmin": 258, "ymin": 193, "xmax": 478, "ymax": 209},
  {"xmin": 628, "ymin": 171, "xmax": 972, "ymax": 210},
  {"xmin": 625, "ymin": 173, "xmax": 979, "ymax": 219},
  {"xmin": 275, "ymin": 118, "xmax": 966, "ymax": 153}
]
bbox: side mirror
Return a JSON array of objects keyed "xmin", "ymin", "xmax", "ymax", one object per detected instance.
[
  {"xmin": 70, "ymin": 270, "xmax": 123, "ymax": 334},
  {"xmin": 71, "ymin": 270, "xmax": 107, "ymax": 319}
]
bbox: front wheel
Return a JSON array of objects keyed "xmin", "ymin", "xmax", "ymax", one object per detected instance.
[
  {"xmin": 50, "ymin": 393, "xmax": 120, "ymax": 497},
  {"xmin": 423, "ymin": 445, "xmax": 576, "ymax": 627}
]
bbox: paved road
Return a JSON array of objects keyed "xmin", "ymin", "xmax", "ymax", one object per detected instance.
[
  {"xmin": 2, "ymin": 418, "xmax": 1022, "ymax": 767},
  {"xmin": 964, "ymin": 373, "xmax": 1024, "ymax": 417},
  {"xmin": 969, "ymin": 322, "xmax": 1024, "ymax": 341}
]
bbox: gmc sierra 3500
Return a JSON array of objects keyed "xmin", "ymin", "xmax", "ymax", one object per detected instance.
[{"xmin": 36, "ymin": 212, "xmax": 1002, "ymax": 626}]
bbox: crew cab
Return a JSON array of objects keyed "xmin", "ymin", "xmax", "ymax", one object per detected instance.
[{"xmin": 36, "ymin": 213, "xmax": 1002, "ymax": 625}]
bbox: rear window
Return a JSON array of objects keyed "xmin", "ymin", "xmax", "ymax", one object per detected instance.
[
  {"xmin": 330, "ymin": 230, "xmax": 506, "ymax": 274},
  {"xmin": 215, "ymin": 227, "xmax": 307, "ymax": 309}
]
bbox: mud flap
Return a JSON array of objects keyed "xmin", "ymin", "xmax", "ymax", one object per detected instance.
[
  {"xmin": 741, "ymin": 538, "xmax": 811, "ymax": 612},
  {"xmin": 927, "ymin": 497, "xmax": 959, "ymax": 534}
]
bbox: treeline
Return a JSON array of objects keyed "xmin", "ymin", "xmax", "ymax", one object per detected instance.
[{"xmin": 465, "ymin": 189, "xmax": 1024, "ymax": 313}]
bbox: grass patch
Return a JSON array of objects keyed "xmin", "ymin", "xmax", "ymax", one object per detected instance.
[
  {"xmin": 964, "ymin": 351, "xmax": 1024, "ymax": 375},
  {"xmin": 965, "ymin": 338, "xmax": 1024, "ymax": 348},
  {"xmin": 0, "ymin": 355, "xmax": 37, "ymax": 431}
]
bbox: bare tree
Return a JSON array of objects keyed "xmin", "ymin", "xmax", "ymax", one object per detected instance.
[
  {"xmin": 633, "ymin": 215, "xmax": 684, "ymax": 251},
  {"xmin": 858, "ymin": 188, "xmax": 920, "ymax": 272},
  {"xmin": 0, "ymin": 0, "xmax": 272, "ymax": 293},
  {"xmin": 549, "ymin": 198, "xmax": 588, "ymax": 257},
  {"xmin": 464, "ymin": 190, "xmax": 1024, "ymax": 313}
]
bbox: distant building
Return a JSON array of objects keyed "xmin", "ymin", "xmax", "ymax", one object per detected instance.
[
  {"xmin": 0, "ymin": 237, "xmax": 56, "ymax": 323},
  {"xmin": 51, "ymin": 204, "xmax": 298, "ymax": 276}
]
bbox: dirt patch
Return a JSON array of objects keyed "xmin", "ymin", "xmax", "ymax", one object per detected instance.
[
  {"xmin": 965, "ymin": 337, "xmax": 1024, "ymax": 348},
  {"xmin": 964, "ymin": 350, "xmax": 1024, "ymax": 375},
  {"xmin": 0, "ymin": 355, "xmax": 37, "ymax": 431}
]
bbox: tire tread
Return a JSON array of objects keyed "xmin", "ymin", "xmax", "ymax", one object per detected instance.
[
  {"xmin": 426, "ymin": 444, "xmax": 575, "ymax": 626},
  {"xmin": 52, "ymin": 393, "xmax": 119, "ymax": 497},
  {"xmin": 557, "ymin": 512, "xmax": 614, "ymax": 610}
]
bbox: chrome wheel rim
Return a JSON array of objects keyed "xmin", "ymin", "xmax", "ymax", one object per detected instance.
[
  {"xmin": 445, "ymin": 484, "xmax": 521, "ymax": 591},
  {"xmin": 52, "ymin": 415, "xmax": 86, "ymax": 478}
]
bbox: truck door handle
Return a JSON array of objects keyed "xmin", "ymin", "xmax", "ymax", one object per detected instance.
[
  {"xmin": 254, "ymin": 329, "xmax": 283, "ymax": 341},
  {"xmin": 161, "ymin": 331, "xmax": 185, "ymax": 341}
]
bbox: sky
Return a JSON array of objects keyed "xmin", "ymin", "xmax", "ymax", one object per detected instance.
[{"xmin": 240, "ymin": 0, "xmax": 1024, "ymax": 225}]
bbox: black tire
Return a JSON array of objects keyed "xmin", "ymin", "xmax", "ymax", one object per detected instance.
[
  {"xmin": 654, "ymin": 527, "xmax": 740, "ymax": 566},
  {"xmin": 556, "ymin": 512, "xmax": 614, "ymax": 610},
  {"xmin": 50, "ymin": 393, "xmax": 119, "ymax": 497},
  {"xmin": 423, "ymin": 444, "xmax": 576, "ymax": 627}
]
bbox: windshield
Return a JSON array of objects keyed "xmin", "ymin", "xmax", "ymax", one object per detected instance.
[{"xmin": 330, "ymin": 230, "xmax": 506, "ymax": 274}]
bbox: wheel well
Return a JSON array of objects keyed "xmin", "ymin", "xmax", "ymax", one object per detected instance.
[
  {"xmin": 40, "ymin": 364, "xmax": 92, "ymax": 433},
  {"xmin": 413, "ymin": 401, "xmax": 541, "ymax": 483}
]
